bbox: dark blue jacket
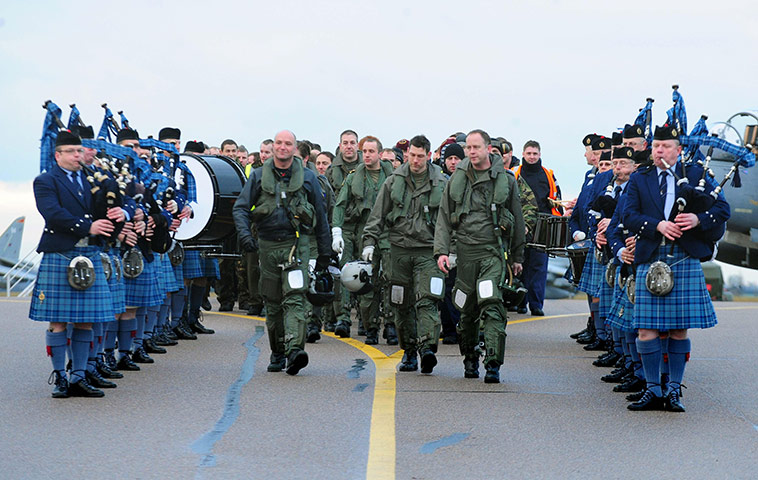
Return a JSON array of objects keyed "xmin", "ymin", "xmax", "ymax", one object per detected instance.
[
  {"xmin": 568, "ymin": 167, "xmax": 597, "ymax": 236},
  {"xmin": 33, "ymin": 164, "xmax": 96, "ymax": 253},
  {"xmin": 623, "ymin": 162, "xmax": 730, "ymax": 263}
]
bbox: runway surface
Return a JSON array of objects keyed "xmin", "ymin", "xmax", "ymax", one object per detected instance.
[{"xmin": 2, "ymin": 298, "xmax": 757, "ymax": 479}]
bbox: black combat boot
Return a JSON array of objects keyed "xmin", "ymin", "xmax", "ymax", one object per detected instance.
[
  {"xmin": 463, "ymin": 355, "xmax": 480, "ymax": 379},
  {"xmin": 419, "ymin": 349, "xmax": 437, "ymax": 374},
  {"xmin": 484, "ymin": 361, "xmax": 501, "ymax": 384},
  {"xmin": 365, "ymin": 328, "xmax": 379, "ymax": 345},
  {"xmin": 267, "ymin": 353, "xmax": 287, "ymax": 372},
  {"xmin": 398, "ymin": 349, "xmax": 418, "ymax": 372},
  {"xmin": 306, "ymin": 323, "xmax": 321, "ymax": 343}
]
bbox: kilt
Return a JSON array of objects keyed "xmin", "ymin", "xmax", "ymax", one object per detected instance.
[
  {"xmin": 124, "ymin": 255, "xmax": 163, "ymax": 307},
  {"xmin": 108, "ymin": 253, "xmax": 126, "ymax": 315},
  {"xmin": 29, "ymin": 246, "xmax": 113, "ymax": 324},
  {"xmin": 158, "ymin": 254, "xmax": 182, "ymax": 294},
  {"xmin": 607, "ymin": 270, "xmax": 634, "ymax": 332},
  {"xmin": 577, "ymin": 246, "xmax": 603, "ymax": 297},
  {"xmin": 598, "ymin": 264, "xmax": 614, "ymax": 319},
  {"xmin": 633, "ymin": 244, "xmax": 717, "ymax": 330},
  {"xmin": 183, "ymin": 250, "xmax": 220, "ymax": 279},
  {"xmin": 172, "ymin": 259, "xmax": 184, "ymax": 286}
]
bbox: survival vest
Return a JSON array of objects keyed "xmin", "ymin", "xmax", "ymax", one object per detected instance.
[
  {"xmin": 250, "ymin": 159, "xmax": 316, "ymax": 232},
  {"xmin": 386, "ymin": 163, "xmax": 445, "ymax": 229},
  {"xmin": 343, "ymin": 161, "xmax": 393, "ymax": 224}
]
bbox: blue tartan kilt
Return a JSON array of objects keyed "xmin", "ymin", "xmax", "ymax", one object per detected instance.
[
  {"xmin": 29, "ymin": 246, "xmax": 113, "ymax": 324},
  {"xmin": 183, "ymin": 250, "xmax": 220, "ymax": 279},
  {"xmin": 172, "ymin": 259, "xmax": 184, "ymax": 287},
  {"xmin": 633, "ymin": 245, "xmax": 717, "ymax": 330},
  {"xmin": 124, "ymin": 256, "xmax": 163, "ymax": 307},
  {"xmin": 577, "ymin": 246, "xmax": 603, "ymax": 297},
  {"xmin": 158, "ymin": 254, "xmax": 181, "ymax": 294},
  {"xmin": 607, "ymin": 270, "xmax": 634, "ymax": 332},
  {"xmin": 108, "ymin": 253, "xmax": 126, "ymax": 315}
]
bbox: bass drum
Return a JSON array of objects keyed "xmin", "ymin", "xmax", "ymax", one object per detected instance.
[{"xmin": 174, "ymin": 154, "xmax": 246, "ymax": 243}]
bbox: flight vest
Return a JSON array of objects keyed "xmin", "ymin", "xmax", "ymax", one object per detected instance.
[
  {"xmin": 386, "ymin": 163, "xmax": 445, "ymax": 228},
  {"xmin": 513, "ymin": 164, "xmax": 562, "ymax": 216},
  {"xmin": 344, "ymin": 161, "xmax": 393, "ymax": 224},
  {"xmin": 250, "ymin": 159, "xmax": 316, "ymax": 231},
  {"xmin": 448, "ymin": 163, "xmax": 515, "ymax": 235}
]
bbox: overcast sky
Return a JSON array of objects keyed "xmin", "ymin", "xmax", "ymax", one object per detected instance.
[{"xmin": 1, "ymin": 0, "xmax": 757, "ymax": 280}]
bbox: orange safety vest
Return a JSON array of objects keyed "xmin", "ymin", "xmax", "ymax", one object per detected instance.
[{"xmin": 513, "ymin": 165, "xmax": 562, "ymax": 216}]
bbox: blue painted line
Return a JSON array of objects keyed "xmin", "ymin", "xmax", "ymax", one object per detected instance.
[
  {"xmin": 347, "ymin": 358, "xmax": 367, "ymax": 379},
  {"xmin": 420, "ymin": 433, "xmax": 470, "ymax": 454},
  {"xmin": 353, "ymin": 383, "xmax": 370, "ymax": 392},
  {"xmin": 191, "ymin": 326, "xmax": 265, "ymax": 473}
]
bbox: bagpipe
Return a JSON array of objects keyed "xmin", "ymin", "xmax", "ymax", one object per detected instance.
[{"xmin": 588, "ymin": 173, "xmax": 618, "ymax": 265}]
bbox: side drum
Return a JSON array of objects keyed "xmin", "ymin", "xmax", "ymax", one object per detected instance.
[
  {"xmin": 174, "ymin": 154, "xmax": 246, "ymax": 243},
  {"xmin": 566, "ymin": 239, "xmax": 591, "ymax": 287}
]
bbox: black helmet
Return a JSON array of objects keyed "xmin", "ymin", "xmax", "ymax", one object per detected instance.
[
  {"xmin": 502, "ymin": 277, "xmax": 528, "ymax": 308},
  {"xmin": 307, "ymin": 269, "xmax": 335, "ymax": 306}
]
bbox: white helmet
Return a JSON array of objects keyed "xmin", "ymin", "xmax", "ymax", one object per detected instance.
[{"xmin": 340, "ymin": 260, "xmax": 373, "ymax": 294}]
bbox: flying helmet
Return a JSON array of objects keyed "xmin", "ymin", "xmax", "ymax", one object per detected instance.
[{"xmin": 340, "ymin": 260, "xmax": 373, "ymax": 294}]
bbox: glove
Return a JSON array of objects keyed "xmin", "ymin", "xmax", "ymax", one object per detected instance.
[
  {"xmin": 315, "ymin": 254, "xmax": 330, "ymax": 272},
  {"xmin": 331, "ymin": 227, "xmax": 344, "ymax": 254},
  {"xmin": 361, "ymin": 245, "xmax": 374, "ymax": 262},
  {"xmin": 241, "ymin": 235, "xmax": 258, "ymax": 253},
  {"xmin": 573, "ymin": 231, "xmax": 586, "ymax": 242}
]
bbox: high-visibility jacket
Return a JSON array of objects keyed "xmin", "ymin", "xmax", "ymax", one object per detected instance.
[{"xmin": 513, "ymin": 164, "xmax": 562, "ymax": 216}]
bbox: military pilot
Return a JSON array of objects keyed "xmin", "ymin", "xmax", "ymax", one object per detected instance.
[
  {"xmin": 233, "ymin": 130, "xmax": 331, "ymax": 375},
  {"xmin": 435, "ymin": 129, "xmax": 525, "ymax": 383}
]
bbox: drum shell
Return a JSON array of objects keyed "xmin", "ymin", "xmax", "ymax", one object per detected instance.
[
  {"xmin": 174, "ymin": 154, "xmax": 246, "ymax": 243},
  {"xmin": 566, "ymin": 239, "xmax": 590, "ymax": 286}
]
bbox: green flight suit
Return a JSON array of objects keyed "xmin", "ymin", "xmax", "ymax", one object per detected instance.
[
  {"xmin": 363, "ymin": 162, "xmax": 448, "ymax": 352},
  {"xmin": 434, "ymin": 158, "xmax": 525, "ymax": 367}
]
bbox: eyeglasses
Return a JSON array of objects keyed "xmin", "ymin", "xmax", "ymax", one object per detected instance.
[{"xmin": 58, "ymin": 148, "xmax": 85, "ymax": 154}]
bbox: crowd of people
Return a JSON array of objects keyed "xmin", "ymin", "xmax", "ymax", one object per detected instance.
[{"xmin": 31, "ymin": 121, "xmax": 729, "ymax": 411}]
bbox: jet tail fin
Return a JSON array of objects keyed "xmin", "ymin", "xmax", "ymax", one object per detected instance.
[{"xmin": 0, "ymin": 217, "xmax": 25, "ymax": 265}]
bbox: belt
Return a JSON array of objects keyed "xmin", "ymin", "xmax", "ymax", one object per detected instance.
[{"xmin": 74, "ymin": 238, "xmax": 92, "ymax": 247}]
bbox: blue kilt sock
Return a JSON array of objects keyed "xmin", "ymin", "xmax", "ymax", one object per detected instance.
[
  {"xmin": 118, "ymin": 318, "xmax": 137, "ymax": 357},
  {"xmin": 636, "ymin": 337, "xmax": 662, "ymax": 396},
  {"xmin": 188, "ymin": 284, "xmax": 205, "ymax": 322},
  {"xmin": 158, "ymin": 295, "xmax": 171, "ymax": 329},
  {"xmin": 620, "ymin": 333, "xmax": 632, "ymax": 369},
  {"xmin": 171, "ymin": 287, "xmax": 186, "ymax": 328},
  {"xmin": 625, "ymin": 331, "xmax": 644, "ymax": 380},
  {"xmin": 92, "ymin": 323, "xmax": 104, "ymax": 355},
  {"xmin": 591, "ymin": 302, "xmax": 606, "ymax": 340},
  {"xmin": 611, "ymin": 327, "xmax": 623, "ymax": 355},
  {"xmin": 46, "ymin": 330, "xmax": 68, "ymax": 374},
  {"xmin": 87, "ymin": 326, "xmax": 99, "ymax": 373},
  {"xmin": 660, "ymin": 336, "xmax": 670, "ymax": 390},
  {"xmin": 66, "ymin": 323, "xmax": 74, "ymax": 366},
  {"xmin": 667, "ymin": 338, "xmax": 691, "ymax": 392},
  {"xmin": 104, "ymin": 321, "xmax": 118, "ymax": 351},
  {"xmin": 144, "ymin": 305, "xmax": 160, "ymax": 340},
  {"xmin": 134, "ymin": 307, "xmax": 147, "ymax": 348},
  {"xmin": 70, "ymin": 328, "xmax": 93, "ymax": 383}
]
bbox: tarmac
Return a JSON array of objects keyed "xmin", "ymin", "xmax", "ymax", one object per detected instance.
[{"xmin": 2, "ymin": 298, "xmax": 757, "ymax": 480}]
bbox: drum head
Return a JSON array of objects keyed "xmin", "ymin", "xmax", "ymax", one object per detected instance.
[{"xmin": 175, "ymin": 154, "xmax": 245, "ymax": 243}]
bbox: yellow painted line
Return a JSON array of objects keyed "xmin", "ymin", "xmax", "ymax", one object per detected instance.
[{"xmin": 209, "ymin": 311, "xmax": 401, "ymax": 480}]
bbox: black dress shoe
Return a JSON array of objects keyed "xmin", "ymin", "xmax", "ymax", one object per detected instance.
[
  {"xmin": 398, "ymin": 350, "xmax": 418, "ymax": 372},
  {"xmin": 86, "ymin": 369, "xmax": 117, "ymax": 389},
  {"xmin": 614, "ymin": 376, "xmax": 646, "ymax": 393},
  {"xmin": 285, "ymin": 350, "xmax": 309, "ymax": 376},
  {"xmin": 68, "ymin": 378, "xmax": 105, "ymax": 398},
  {"xmin": 383, "ymin": 324, "xmax": 398, "ymax": 345},
  {"xmin": 626, "ymin": 389, "xmax": 647, "ymax": 402},
  {"xmin": 218, "ymin": 303, "xmax": 233, "ymax": 312},
  {"xmin": 665, "ymin": 388, "xmax": 686, "ymax": 412},
  {"xmin": 116, "ymin": 352, "xmax": 141, "ymax": 371},
  {"xmin": 576, "ymin": 332, "xmax": 595, "ymax": 344},
  {"xmin": 365, "ymin": 329, "xmax": 379, "ymax": 345},
  {"xmin": 132, "ymin": 346, "xmax": 154, "ymax": 364},
  {"xmin": 583, "ymin": 338, "xmax": 607, "ymax": 351},
  {"xmin": 593, "ymin": 351, "xmax": 622, "ymax": 367},
  {"xmin": 484, "ymin": 362, "xmax": 500, "ymax": 384},
  {"xmin": 530, "ymin": 308, "xmax": 544, "ymax": 316},
  {"xmin": 570, "ymin": 327, "xmax": 588, "ymax": 339},
  {"xmin": 155, "ymin": 332, "xmax": 178, "ymax": 346},
  {"xmin": 517, "ymin": 306, "xmax": 528, "ymax": 314},
  {"xmin": 202, "ymin": 298, "xmax": 213, "ymax": 311},
  {"xmin": 420, "ymin": 350, "xmax": 437, "ymax": 374},
  {"xmin": 507, "ymin": 305, "xmax": 518, "ymax": 312},
  {"xmin": 173, "ymin": 325, "xmax": 197, "ymax": 340},
  {"xmin": 190, "ymin": 320, "xmax": 215, "ymax": 334},
  {"xmin": 104, "ymin": 349, "xmax": 118, "ymax": 370},
  {"xmin": 627, "ymin": 389, "xmax": 665, "ymax": 411},
  {"xmin": 334, "ymin": 322, "xmax": 350, "ymax": 338},
  {"xmin": 267, "ymin": 353, "xmax": 287, "ymax": 372},
  {"xmin": 463, "ymin": 355, "xmax": 480, "ymax": 379},
  {"xmin": 97, "ymin": 357, "xmax": 123, "ymax": 379},
  {"xmin": 165, "ymin": 329, "xmax": 179, "ymax": 341},
  {"xmin": 601, "ymin": 367, "xmax": 629, "ymax": 383},
  {"xmin": 306, "ymin": 324, "xmax": 321, "ymax": 343},
  {"xmin": 49, "ymin": 371, "xmax": 69, "ymax": 398},
  {"xmin": 144, "ymin": 338, "xmax": 167, "ymax": 354}
]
